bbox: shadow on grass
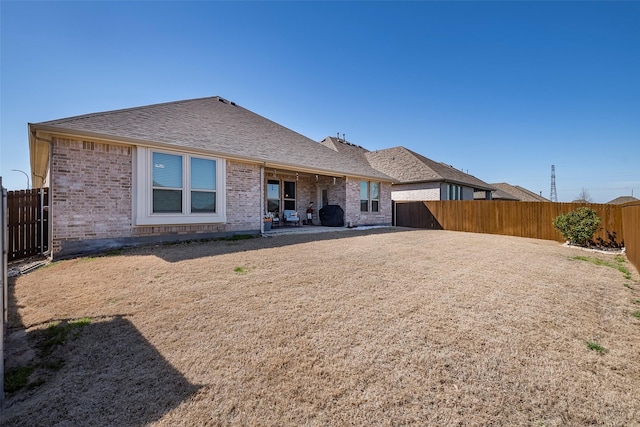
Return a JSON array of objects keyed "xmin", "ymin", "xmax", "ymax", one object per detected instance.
[
  {"xmin": 3, "ymin": 277, "xmax": 200, "ymax": 426},
  {"xmin": 120, "ymin": 226, "xmax": 417, "ymax": 263}
]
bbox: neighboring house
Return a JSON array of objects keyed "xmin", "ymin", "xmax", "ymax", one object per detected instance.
[
  {"xmin": 359, "ymin": 145, "xmax": 495, "ymax": 201},
  {"xmin": 607, "ymin": 196, "xmax": 639, "ymax": 205},
  {"xmin": 475, "ymin": 183, "xmax": 549, "ymax": 202},
  {"xmin": 29, "ymin": 97, "xmax": 394, "ymax": 258}
]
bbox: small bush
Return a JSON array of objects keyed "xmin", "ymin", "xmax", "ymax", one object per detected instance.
[{"xmin": 553, "ymin": 207, "xmax": 601, "ymax": 246}]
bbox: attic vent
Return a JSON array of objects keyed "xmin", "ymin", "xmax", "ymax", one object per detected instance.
[{"xmin": 217, "ymin": 97, "xmax": 237, "ymax": 106}]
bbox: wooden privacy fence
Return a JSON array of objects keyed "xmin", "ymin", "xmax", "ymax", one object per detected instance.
[
  {"xmin": 7, "ymin": 188, "xmax": 49, "ymax": 261},
  {"xmin": 620, "ymin": 201, "xmax": 640, "ymax": 275},
  {"xmin": 395, "ymin": 200, "xmax": 625, "ymax": 245}
]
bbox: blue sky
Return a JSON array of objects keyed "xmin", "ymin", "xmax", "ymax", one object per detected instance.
[{"xmin": 1, "ymin": 1, "xmax": 638, "ymax": 202}]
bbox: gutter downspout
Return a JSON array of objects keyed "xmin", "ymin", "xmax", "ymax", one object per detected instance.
[
  {"xmin": 260, "ymin": 165, "xmax": 265, "ymax": 234},
  {"xmin": 30, "ymin": 131, "xmax": 53, "ymax": 259}
]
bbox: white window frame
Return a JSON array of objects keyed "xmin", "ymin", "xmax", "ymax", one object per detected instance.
[
  {"xmin": 360, "ymin": 181, "xmax": 369, "ymax": 212},
  {"xmin": 134, "ymin": 147, "xmax": 226, "ymax": 225},
  {"xmin": 371, "ymin": 182, "xmax": 380, "ymax": 212},
  {"xmin": 360, "ymin": 181, "xmax": 381, "ymax": 212}
]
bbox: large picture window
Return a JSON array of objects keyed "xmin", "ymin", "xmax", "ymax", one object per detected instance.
[{"xmin": 136, "ymin": 147, "xmax": 225, "ymax": 225}]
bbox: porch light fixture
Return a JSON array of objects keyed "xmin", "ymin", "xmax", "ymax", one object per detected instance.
[
  {"xmin": 315, "ymin": 175, "xmax": 318, "ymax": 182},
  {"xmin": 273, "ymin": 169, "xmax": 277, "ymax": 177},
  {"xmin": 333, "ymin": 177, "xmax": 336, "ymax": 185},
  {"xmin": 296, "ymin": 172, "xmax": 299, "ymax": 181}
]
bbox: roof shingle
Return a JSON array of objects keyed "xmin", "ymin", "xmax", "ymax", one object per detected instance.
[
  {"xmin": 364, "ymin": 146, "xmax": 495, "ymax": 191},
  {"xmin": 32, "ymin": 96, "xmax": 393, "ymax": 181},
  {"xmin": 487, "ymin": 183, "xmax": 549, "ymax": 202}
]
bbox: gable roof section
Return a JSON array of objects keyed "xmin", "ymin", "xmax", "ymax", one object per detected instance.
[
  {"xmin": 489, "ymin": 183, "xmax": 549, "ymax": 202},
  {"xmin": 607, "ymin": 196, "xmax": 639, "ymax": 205},
  {"xmin": 365, "ymin": 146, "xmax": 495, "ymax": 191},
  {"xmin": 320, "ymin": 136, "xmax": 371, "ymax": 164},
  {"xmin": 30, "ymin": 97, "xmax": 392, "ymax": 181}
]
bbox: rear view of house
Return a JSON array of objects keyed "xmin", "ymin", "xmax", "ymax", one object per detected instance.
[{"xmin": 29, "ymin": 97, "xmax": 393, "ymax": 258}]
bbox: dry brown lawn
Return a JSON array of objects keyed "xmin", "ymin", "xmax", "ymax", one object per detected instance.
[{"xmin": 3, "ymin": 229, "xmax": 640, "ymax": 426}]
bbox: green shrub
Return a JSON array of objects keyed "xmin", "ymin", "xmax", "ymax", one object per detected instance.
[{"xmin": 553, "ymin": 207, "xmax": 601, "ymax": 246}]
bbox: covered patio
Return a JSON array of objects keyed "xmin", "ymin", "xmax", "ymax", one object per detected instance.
[{"xmin": 263, "ymin": 168, "xmax": 347, "ymax": 230}]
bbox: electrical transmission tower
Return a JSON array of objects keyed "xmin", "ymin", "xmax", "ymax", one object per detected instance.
[{"xmin": 550, "ymin": 165, "xmax": 558, "ymax": 202}]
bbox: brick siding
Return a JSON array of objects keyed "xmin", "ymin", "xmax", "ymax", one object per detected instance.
[
  {"xmin": 49, "ymin": 137, "xmax": 392, "ymax": 257},
  {"xmin": 51, "ymin": 137, "xmax": 134, "ymax": 254},
  {"xmin": 344, "ymin": 178, "xmax": 392, "ymax": 226},
  {"xmin": 50, "ymin": 138, "xmax": 263, "ymax": 256},
  {"xmin": 225, "ymin": 162, "xmax": 262, "ymax": 231}
]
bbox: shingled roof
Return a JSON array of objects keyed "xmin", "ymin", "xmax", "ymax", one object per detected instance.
[
  {"xmin": 487, "ymin": 183, "xmax": 549, "ymax": 202},
  {"xmin": 607, "ymin": 196, "xmax": 639, "ymax": 205},
  {"xmin": 364, "ymin": 146, "xmax": 495, "ymax": 191},
  {"xmin": 320, "ymin": 136, "xmax": 371, "ymax": 163},
  {"xmin": 474, "ymin": 188, "xmax": 519, "ymax": 201},
  {"xmin": 30, "ymin": 96, "xmax": 392, "ymax": 181}
]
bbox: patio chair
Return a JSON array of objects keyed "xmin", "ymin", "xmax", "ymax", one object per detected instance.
[{"xmin": 283, "ymin": 210, "xmax": 300, "ymax": 226}]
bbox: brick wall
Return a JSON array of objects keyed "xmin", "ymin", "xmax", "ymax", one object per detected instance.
[
  {"xmin": 50, "ymin": 138, "xmax": 263, "ymax": 257},
  {"xmin": 225, "ymin": 162, "xmax": 262, "ymax": 231},
  {"xmin": 344, "ymin": 178, "xmax": 392, "ymax": 226},
  {"xmin": 51, "ymin": 138, "xmax": 134, "ymax": 254},
  {"xmin": 49, "ymin": 137, "xmax": 391, "ymax": 256}
]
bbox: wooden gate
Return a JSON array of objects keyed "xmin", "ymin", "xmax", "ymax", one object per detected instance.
[
  {"xmin": 7, "ymin": 188, "xmax": 49, "ymax": 261},
  {"xmin": 394, "ymin": 201, "xmax": 443, "ymax": 229}
]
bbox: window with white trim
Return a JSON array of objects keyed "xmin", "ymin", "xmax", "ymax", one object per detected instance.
[
  {"xmin": 371, "ymin": 182, "xmax": 380, "ymax": 212},
  {"xmin": 360, "ymin": 181, "xmax": 369, "ymax": 212},
  {"xmin": 135, "ymin": 147, "xmax": 226, "ymax": 225},
  {"xmin": 360, "ymin": 181, "xmax": 381, "ymax": 212}
]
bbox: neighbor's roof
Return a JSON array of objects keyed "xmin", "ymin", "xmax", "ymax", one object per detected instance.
[
  {"xmin": 607, "ymin": 196, "xmax": 639, "ymax": 205},
  {"xmin": 30, "ymin": 96, "xmax": 393, "ymax": 181},
  {"xmin": 474, "ymin": 188, "xmax": 519, "ymax": 201},
  {"xmin": 364, "ymin": 146, "xmax": 495, "ymax": 191},
  {"xmin": 489, "ymin": 183, "xmax": 549, "ymax": 202}
]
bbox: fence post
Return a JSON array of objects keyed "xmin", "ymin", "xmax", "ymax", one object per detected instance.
[{"xmin": 1, "ymin": 177, "xmax": 7, "ymax": 400}]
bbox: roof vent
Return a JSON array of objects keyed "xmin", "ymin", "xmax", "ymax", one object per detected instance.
[{"xmin": 217, "ymin": 97, "xmax": 237, "ymax": 106}]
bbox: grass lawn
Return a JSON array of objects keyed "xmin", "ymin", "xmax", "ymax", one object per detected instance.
[{"xmin": 3, "ymin": 229, "xmax": 640, "ymax": 426}]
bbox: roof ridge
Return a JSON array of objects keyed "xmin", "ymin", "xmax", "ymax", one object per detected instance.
[{"xmin": 38, "ymin": 96, "xmax": 222, "ymax": 125}]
